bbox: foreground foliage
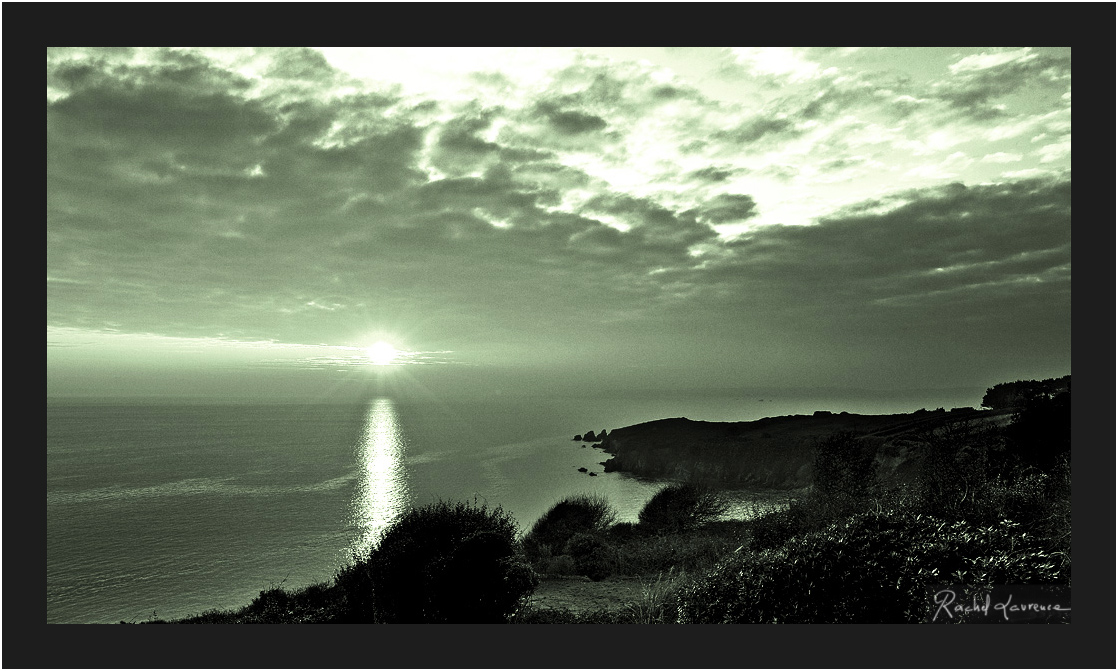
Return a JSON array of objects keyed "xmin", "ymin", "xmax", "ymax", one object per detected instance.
[
  {"xmin": 343, "ymin": 499, "xmax": 538, "ymax": 623},
  {"xmin": 679, "ymin": 511, "xmax": 1064, "ymax": 623},
  {"xmin": 521, "ymin": 494, "xmax": 619, "ymax": 580}
]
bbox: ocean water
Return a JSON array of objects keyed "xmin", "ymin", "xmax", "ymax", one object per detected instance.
[{"xmin": 46, "ymin": 388, "xmax": 980, "ymax": 623}]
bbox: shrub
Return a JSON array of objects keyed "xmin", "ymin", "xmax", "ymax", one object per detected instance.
[
  {"xmin": 811, "ymin": 431, "xmax": 876, "ymax": 506},
  {"xmin": 678, "ymin": 510, "xmax": 1065, "ymax": 624},
  {"xmin": 916, "ymin": 419, "xmax": 1002, "ymax": 519},
  {"xmin": 611, "ymin": 527, "xmax": 743, "ymax": 575},
  {"xmin": 522, "ymin": 494, "xmax": 617, "ymax": 565},
  {"xmin": 637, "ymin": 482, "xmax": 730, "ymax": 533},
  {"xmin": 334, "ymin": 553, "xmax": 377, "ymax": 622},
  {"xmin": 1003, "ymin": 391, "xmax": 1071, "ymax": 470},
  {"xmin": 541, "ymin": 554, "xmax": 578, "ymax": 576},
  {"xmin": 356, "ymin": 499, "xmax": 538, "ymax": 623},
  {"xmin": 746, "ymin": 500, "xmax": 815, "ymax": 551},
  {"xmin": 565, "ymin": 532, "xmax": 614, "ymax": 581},
  {"xmin": 246, "ymin": 586, "xmax": 294, "ymax": 623}
]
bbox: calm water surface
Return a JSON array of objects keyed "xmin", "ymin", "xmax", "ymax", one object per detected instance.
[{"xmin": 47, "ymin": 389, "xmax": 977, "ymax": 623}]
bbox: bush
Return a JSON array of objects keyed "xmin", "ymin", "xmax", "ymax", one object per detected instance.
[
  {"xmin": 353, "ymin": 499, "xmax": 538, "ymax": 623},
  {"xmin": 678, "ymin": 510, "xmax": 1066, "ymax": 624},
  {"xmin": 522, "ymin": 494, "xmax": 617, "ymax": 565},
  {"xmin": 565, "ymin": 532, "xmax": 614, "ymax": 581},
  {"xmin": 811, "ymin": 431, "xmax": 876, "ymax": 506},
  {"xmin": 334, "ymin": 553, "xmax": 377, "ymax": 622},
  {"xmin": 1004, "ymin": 392, "xmax": 1071, "ymax": 471},
  {"xmin": 915, "ymin": 419, "xmax": 1003, "ymax": 519},
  {"xmin": 746, "ymin": 500, "xmax": 816, "ymax": 551},
  {"xmin": 637, "ymin": 482, "xmax": 730, "ymax": 533},
  {"xmin": 611, "ymin": 528, "xmax": 744, "ymax": 576}
]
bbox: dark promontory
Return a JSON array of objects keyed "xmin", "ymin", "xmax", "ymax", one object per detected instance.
[{"xmin": 595, "ymin": 407, "xmax": 1013, "ymax": 488}]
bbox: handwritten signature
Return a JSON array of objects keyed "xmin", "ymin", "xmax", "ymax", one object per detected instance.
[{"xmin": 931, "ymin": 589, "xmax": 1071, "ymax": 622}]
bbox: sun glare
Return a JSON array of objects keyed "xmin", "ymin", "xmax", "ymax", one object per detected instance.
[{"xmin": 366, "ymin": 341, "xmax": 398, "ymax": 366}]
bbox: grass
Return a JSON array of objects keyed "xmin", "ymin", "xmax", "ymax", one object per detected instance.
[{"xmin": 624, "ymin": 569, "xmax": 688, "ymax": 624}]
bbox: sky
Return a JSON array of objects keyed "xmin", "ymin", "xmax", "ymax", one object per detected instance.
[{"xmin": 46, "ymin": 47, "xmax": 1071, "ymax": 401}]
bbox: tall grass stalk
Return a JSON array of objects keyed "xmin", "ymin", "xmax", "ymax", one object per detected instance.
[{"xmin": 625, "ymin": 569, "xmax": 685, "ymax": 624}]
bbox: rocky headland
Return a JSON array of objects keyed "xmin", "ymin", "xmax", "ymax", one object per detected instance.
[{"xmin": 592, "ymin": 407, "xmax": 1014, "ymax": 488}]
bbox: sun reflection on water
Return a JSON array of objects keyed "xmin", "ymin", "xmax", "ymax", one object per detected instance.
[{"xmin": 350, "ymin": 398, "xmax": 411, "ymax": 555}]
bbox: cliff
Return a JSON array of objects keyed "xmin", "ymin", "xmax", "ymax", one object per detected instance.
[{"xmin": 595, "ymin": 408, "xmax": 1013, "ymax": 489}]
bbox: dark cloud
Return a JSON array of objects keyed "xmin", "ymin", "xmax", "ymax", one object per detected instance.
[
  {"xmin": 820, "ymin": 157, "xmax": 872, "ymax": 172},
  {"xmin": 692, "ymin": 194, "xmax": 759, "ymax": 225},
  {"xmin": 688, "ymin": 166, "xmax": 738, "ymax": 182},
  {"xmin": 708, "ymin": 177, "xmax": 1070, "ymax": 327},
  {"xmin": 713, "ymin": 115, "xmax": 797, "ymax": 144},
  {"xmin": 49, "ymin": 68, "xmax": 272, "ymax": 151},
  {"xmin": 437, "ymin": 108, "xmax": 501, "ymax": 154},
  {"xmin": 583, "ymin": 192, "xmax": 718, "ymax": 252},
  {"xmin": 534, "ymin": 101, "xmax": 608, "ymax": 134}
]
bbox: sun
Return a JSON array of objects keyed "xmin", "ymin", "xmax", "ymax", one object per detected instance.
[{"xmin": 365, "ymin": 341, "xmax": 398, "ymax": 366}]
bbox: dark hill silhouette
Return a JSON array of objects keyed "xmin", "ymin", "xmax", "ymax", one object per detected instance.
[{"xmin": 595, "ymin": 408, "xmax": 1015, "ymax": 488}]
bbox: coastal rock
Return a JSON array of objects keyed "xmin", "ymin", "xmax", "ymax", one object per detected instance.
[
  {"xmin": 577, "ymin": 467, "xmax": 588, "ymax": 473},
  {"xmin": 573, "ymin": 434, "xmax": 583, "ymax": 441},
  {"xmin": 582, "ymin": 430, "xmax": 598, "ymax": 442}
]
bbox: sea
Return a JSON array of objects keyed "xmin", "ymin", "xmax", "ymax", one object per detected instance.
[{"xmin": 46, "ymin": 388, "xmax": 981, "ymax": 623}]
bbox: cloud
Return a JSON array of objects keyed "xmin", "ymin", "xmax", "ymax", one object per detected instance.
[
  {"xmin": 948, "ymin": 47, "xmax": 1038, "ymax": 74},
  {"xmin": 691, "ymin": 194, "xmax": 759, "ymax": 225},
  {"xmin": 934, "ymin": 48, "xmax": 1070, "ymax": 120},
  {"xmin": 730, "ymin": 47, "xmax": 826, "ymax": 83},
  {"xmin": 687, "ymin": 166, "xmax": 738, "ymax": 183},
  {"xmin": 1036, "ymin": 137, "xmax": 1071, "ymax": 163},
  {"xmin": 263, "ymin": 47, "xmax": 337, "ymax": 82},
  {"xmin": 533, "ymin": 101, "xmax": 609, "ymax": 135},
  {"xmin": 904, "ymin": 151, "xmax": 974, "ymax": 179},
  {"xmin": 707, "ymin": 177, "xmax": 1070, "ymax": 327},
  {"xmin": 47, "ymin": 48, "xmax": 1071, "ymax": 390},
  {"xmin": 980, "ymin": 152, "xmax": 1023, "ymax": 163}
]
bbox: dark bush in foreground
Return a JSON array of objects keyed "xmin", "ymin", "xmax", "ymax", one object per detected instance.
[
  {"xmin": 354, "ymin": 499, "xmax": 537, "ymax": 623},
  {"xmin": 522, "ymin": 494, "xmax": 617, "ymax": 566},
  {"xmin": 638, "ymin": 482, "xmax": 730, "ymax": 533},
  {"xmin": 678, "ymin": 511, "xmax": 1065, "ymax": 624}
]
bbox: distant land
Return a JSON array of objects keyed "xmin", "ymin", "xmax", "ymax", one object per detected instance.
[{"xmin": 588, "ymin": 406, "xmax": 1016, "ymax": 489}]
